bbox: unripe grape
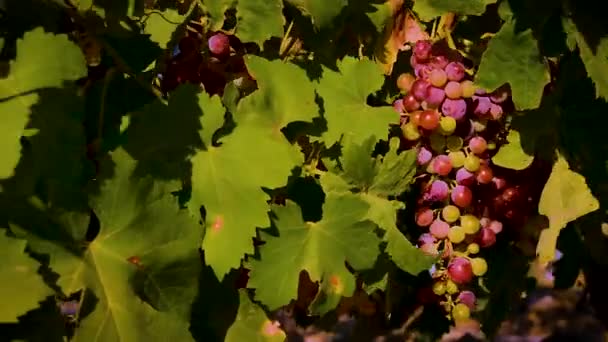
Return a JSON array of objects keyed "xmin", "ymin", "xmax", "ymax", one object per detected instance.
[
  {"xmin": 441, "ymin": 98, "xmax": 467, "ymax": 120},
  {"xmin": 455, "ymin": 168, "xmax": 475, "ymax": 186},
  {"xmin": 413, "ymin": 40, "xmax": 432, "ymax": 61},
  {"xmin": 460, "ymin": 215, "xmax": 480, "ymax": 234},
  {"xmin": 416, "ymin": 208, "xmax": 435, "ymax": 227},
  {"xmin": 447, "ymin": 226, "xmax": 466, "ymax": 243},
  {"xmin": 478, "ymin": 227, "xmax": 496, "ymax": 247},
  {"xmin": 429, "ymin": 133, "xmax": 446, "ymax": 153},
  {"xmin": 451, "ymin": 185, "xmax": 473, "ymax": 208},
  {"xmin": 461, "ymin": 80, "xmax": 476, "ymax": 98},
  {"xmin": 442, "ymin": 205, "xmax": 461, "ymax": 223},
  {"xmin": 467, "ymin": 243, "xmax": 480, "ymax": 254},
  {"xmin": 445, "ymin": 62, "xmax": 465, "ymax": 81},
  {"xmin": 446, "ymin": 136, "xmax": 464, "ymax": 151},
  {"xmin": 403, "ymin": 94, "xmax": 420, "ymax": 112},
  {"xmin": 432, "ymin": 155, "xmax": 453, "ymax": 176},
  {"xmin": 448, "ymin": 151, "xmax": 466, "ymax": 168},
  {"xmin": 457, "ymin": 291, "xmax": 477, "ymax": 310},
  {"xmin": 432, "ymin": 281, "xmax": 447, "ymax": 295},
  {"xmin": 419, "ymin": 110, "xmax": 440, "ymax": 130},
  {"xmin": 471, "ymin": 257, "xmax": 488, "ymax": 276},
  {"xmin": 430, "ymin": 219, "xmax": 450, "ymax": 239},
  {"xmin": 452, "ymin": 303, "xmax": 471, "ymax": 321},
  {"xmin": 439, "ymin": 116, "xmax": 457, "ymax": 135},
  {"xmin": 446, "ymin": 280, "xmax": 459, "ymax": 294},
  {"xmin": 402, "ymin": 122, "xmax": 421, "ymax": 140},
  {"xmin": 417, "ymin": 146, "xmax": 433, "ymax": 165},
  {"xmin": 488, "ymin": 220, "xmax": 503, "ymax": 234},
  {"xmin": 411, "ymin": 79, "xmax": 431, "ymax": 101},
  {"xmin": 476, "ymin": 165, "xmax": 493, "ymax": 184},
  {"xmin": 429, "ymin": 68, "xmax": 448, "ymax": 87},
  {"xmin": 468, "ymin": 136, "xmax": 487, "ymax": 155},
  {"xmin": 397, "ymin": 73, "xmax": 416, "ymax": 92},
  {"xmin": 464, "ymin": 154, "xmax": 480, "ymax": 172},
  {"xmin": 445, "ymin": 81, "xmax": 463, "ymax": 99},
  {"xmin": 426, "ymin": 87, "xmax": 446, "ymax": 108},
  {"xmin": 208, "ymin": 32, "xmax": 230, "ymax": 55},
  {"xmin": 448, "ymin": 257, "xmax": 473, "ymax": 284}
]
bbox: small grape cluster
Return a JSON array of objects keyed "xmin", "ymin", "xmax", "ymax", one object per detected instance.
[
  {"xmin": 158, "ymin": 26, "xmax": 255, "ymax": 96},
  {"xmin": 393, "ymin": 40, "xmax": 514, "ymax": 322}
]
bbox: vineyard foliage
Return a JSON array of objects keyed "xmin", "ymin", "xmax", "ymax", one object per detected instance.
[{"xmin": 0, "ymin": 0, "xmax": 607, "ymax": 341}]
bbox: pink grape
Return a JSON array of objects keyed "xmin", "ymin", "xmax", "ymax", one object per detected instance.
[
  {"xmin": 416, "ymin": 208, "xmax": 435, "ymax": 227},
  {"xmin": 417, "ymin": 146, "xmax": 433, "ymax": 165},
  {"xmin": 430, "ymin": 219, "xmax": 450, "ymax": 239},
  {"xmin": 456, "ymin": 168, "xmax": 475, "ymax": 185},
  {"xmin": 441, "ymin": 98, "xmax": 467, "ymax": 120},
  {"xmin": 413, "ymin": 40, "xmax": 432, "ymax": 62},
  {"xmin": 403, "ymin": 94, "xmax": 420, "ymax": 112},
  {"xmin": 429, "ymin": 68, "xmax": 448, "ymax": 87},
  {"xmin": 444, "ymin": 81, "xmax": 463, "ymax": 99},
  {"xmin": 468, "ymin": 136, "xmax": 487, "ymax": 154},
  {"xmin": 445, "ymin": 62, "xmax": 465, "ymax": 81},
  {"xmin": 432, "ymin": 155, "xmax": 453, "ymax": 176},
  {"xmin": 424, "ymin": 180, "xmax": 449, "ymax": 202},
  {"xmin": 429, "ymin": 55, "xmax": 449, "ymax": 69},
  {"xmin": 425, "ymin": 87, "xmax": 446, "ymax": 107},
  {"xmin": 488, "ymin": 220, "xmax": 503, "ymax": 234},
  {"xmin": 475, "ymin": 88, "xmax": 487, "ymax": 95},
  {"xmin": 458, "ymin": 291, "xmax": 477, "ymax": 309},
  {"xmin": 448, "ymin": 257, "xmax": 473, "ymax": 284},
  {"xmin": 208, "ymin": 32, "xmax": 230, "ymax": 55},
  {"xmin": 490, "ymin": 103, "xmax": 504, "ymax": 120},
  {"xmin": 419, "ymin": 233, "xmax": 436, "ymax": 245},
  {"xmin": 472, "ymin": 96, "xmax": 491, "ymax": 116},
  {"xmin": 480, "ymin": 217, "xmax": 490, "ymax": 227},
  {"xmin": 410, "ymin": 54, "xmax": 419, "ymax": 68},
  {"xmin": 411, "ymin": 79, "xmax": 431, "ymax": 101},
  {"xmin": 393, "ymin": 99, "xmax": 405, "ymax": 113},
  {"xmin": 451, "ymin": 185, "xmax": 472, "ymax": 208},
  {"xmin": 478, "ymin": 227, "xmax": 496, "ymax": 247},
  {"xmin": 420, "ymin": 243, "xmax": 439, "ymax": 256},
  {"xmin": 415, "ymin": 64, "xmax": 433, "ymax": 79},
  {"xmin": 492, "ymin": 177, "xmax": 507, "ymax": 190}
]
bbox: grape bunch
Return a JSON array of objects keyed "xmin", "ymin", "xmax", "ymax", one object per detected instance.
[{"xmin": 393, "ymin": 40, "xmax": 519, "ymax": 323}]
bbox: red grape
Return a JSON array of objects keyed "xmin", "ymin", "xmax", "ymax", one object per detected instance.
[
  {"xmin": 468, "ymin": 136, "xmax": 487, "ymax": 154},
  {"xmin": 419, "ymin": 110, "xmax": 440, "ymax": 130},
  {"xmin": 445, "ymin": 62, "xmax": 465, "ymax": 81},
  {"xmin": 451, "ymin": 185, "xmax": 472, "ymax": 208},
  {"xmin": 208, "ymin": 32, "xmax": 230, "ymax": 55},
  {"xmin": 457, "ymin": 291, "xmax": 477, "ymax": 309},
  {"xmin": 416, "ymin": 207, "xmax": 435, "ymax": 227},
  {"xmin": 433, "ymin": 154, "xmax": 453, "ymax": 176},
  {"xmin": 411, "ymin": 79, "xmax": 431, "ymax": 101},
  {"xmin": 478, "ymin": 227, "xmax": 496, "ymax": 247},
  {"xmin": 476, "ymin": 165, "xmax": 493, "ymax": 184},
  {"xmin": 448, "ymin": 257, "xmax": 473, "ymax": 284},
  {"xmin": 413, "ymin": 40, "xmax": 432, "ymax": 62},
  {"xmin": 403, "ymin": 94, "xmax": 420, "ymax": 112}
]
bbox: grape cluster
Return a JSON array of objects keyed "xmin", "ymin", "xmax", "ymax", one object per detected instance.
[
  {"xmin": 158, "ymin": 27, "xmax": 256, "ymax": 96},
  {"xmin": 393, "ymin": 40, "xmax": 517, "ymax": 322}
]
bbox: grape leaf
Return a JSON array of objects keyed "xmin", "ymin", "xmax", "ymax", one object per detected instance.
[
  {"xmin": 491, "ymin": 130, "xmax": 534, "ymax": 170},
  {"xmin": 203, "ymin": 0, "xmax": 237, "ymax": 30},
  {"xmin": 236, "ymin": 55, "xmax": 319, "ymax": 127},
  {"xmin": 0, "ymin": 94, "xmax": 38, "ymax": 179},
  {"xmin": 247, "ymin": 194, "xmax": 380, "ymax": 312},
  {"xmin": 316, "ymin": 57, "xmax": 398, "ymax": 146},
  {"xmin": 475, "ymin": 19, "xmax": 550, "ymax": 110},
  {"xmin": 537, "ymin": 154, "xmax": 599, "ymax": 264},
  {"xmin": 225, "ymin": 290, "xmax": 286, "ymax": 342},
  {"xmin": 285, "ymin": 0, "xmax": 347, "ymax": 28},
  {"xmin": 190, "ymin": 91, "xmax": 302, "ymax": 280},
  {"xmin": 562, "ymin": 17, "xmax": 608, "ymax": 100},
  {"xmin": 413, "ymin": 0, "xmax": 497, "ymax": 21},
  {"xmin": 320, "ymin": 136, "xmax": 435, "ymax": 275},
  {"xmin": 0, "ymin": 230, "xmax": 52, "ymax": 323},
  {"xmin": 235, "ymin": 0, "xmax": 285, "ymax": 46},
  {"xmin": 0, "ymin": 27, "xmax": 87, "ymax": 99},
  {"xmin": 144, "ymin": 9, "xmax": 186, "ymax": 49}
]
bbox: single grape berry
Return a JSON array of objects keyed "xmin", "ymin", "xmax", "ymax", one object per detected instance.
[
  {"xmin": 461, "ymin": 80, "xmax": 476, "ymax": 98},
  {"xmin": 402, "ymin": 94, "xmax": 420, "ymax": 112},
  {"xmin": 430, "ymin": 219, "xmax": 450, "ymax": 239},
  {"xmin": 411, "ymin": 79, "xmax": 431, "ymax": 101},
  {"xmin": 476, "ymin": 165, "xmax": 493, "ymax": 184},
  {"xmin": 439, "ymin": 116, "xmax": 457, "ymax": 135},
  {"xmin": 208, "ymin": 32, "xmax": 230, "ymax": 55},
  {"xmin": 445, "ymin": 81, "xmax": 463, "ymax": 99},
  {"xmin": 468, "ymin": 136, "xmax": 488, "ymax": 155},
  {"xmin": 452, "ymin": 303, "xmax": 471, "ymax": 321},
  {"xmin": 397, "ymin": 73, "xmax": 416, "ymax": 92},
  {"xmin": 446, "ymin": 280, "xmax": 459, "ymax": 294},
  {"xmin": 441, "ymin": 98, "xmax": 467, "ymax": 120},
  {"xmin": 393, "ymin": 99, "xmax": 405, "ymax": 113},
  {"xmin": 419, "ymin": 233, "xmax": 436, "ymax": 245},
  {"xmin": 490, "ymin": 103, "xmax": 504, "ymax": 120},
  {"xmin": 456, "ymin": 167, "xmax": 475, "ymax": 185},
  {"xmin": 478, "ymin": 227, "xmax": 496, "ymax": 247},
  {"xmin": 417, "ymin": 146, "xmax": 433, "ymax": 165},
  {"xmin": 448, "ymin": 151, "xmax": 466, "ymax": 168},
  {"xmin": 471, "ymin": 257, "xmax": 488, "ymax": 276},
  {"xmin": 416, "ymin": 208, "xmax": 435, "ymax": 227},
  {"xmin": 429, "ymin": 133, "xmax": 447, "ymax": 153},
  {"xmin": 415, "ymin": 64, "xmax": 433, "ymax": 79},
  {"xmin": 432, "ymin": 281, "xmax": 447, "ymax": 295},
  {"xmin": 446, "ymin": 135, "xmax": 464, "ymax": 151},
  {"xmin": 410, "ymin": 111, "xmax": 422, "ymax": 126},
  {"xmin": 402, "ymin": 122, "xmax": 421, "ymax": 140},
  {"xmin": 464, "ymin": 154, "xmax": 481, "ymax": 172},
  {"xmin": 413, "ymin": 40, "xmax": 432, "ymax": 61},
  {"xmin": 472, "ymin": 96, "xmax": 491, "ymax": 116},
  {"xmin": 445, "ymin": 62, "xmax": 465, "ymax": 81},
  {"xmin": 467, "ymin": 243, "xmax": 480, "ymax": 254},
  {"xmin": 448, "ymin": 226, "xmax": 466, "ymax": 243},
  {"xmin": 451, "ymin": 185, "xmax": 473, "ymax": 208},
  {"xmin": 430, "ymin": 55, "xmax": 449, "ymax": 69},
  {"xmin": 419, "ymin": 110, "xmax": 440, "ymax": 130},
  {"xmin": 487, "ymin": 220, "xmax": 503, "ymax": 234},
  {"xmin": 432, "ymin": 155, "xmax": 453, "ymax": 176},
  {"xmin": 442, "ymin": 205, "xmax": 461, "ymax": 223},
  {"xmin": 426, "ymin": 87, "xmax": 446, "ymax": 108},
  {"xmin": 420, "ymin": 243, "xmax": 439, "ymax": 256},
  {"xmin": 429, "ymin": 68, "xmax": 448, "ymax": 87},
  {"xmin": 448, "ymin": 257, "xmax": 473, "ymax": 284},
  {"xmin": 460, "ymin": 215, "xmax": 480, "ymax": 234},
  {"xmin": 425, "ymin": 180, "xmax": 449, "ymax": 202},
  {"xmin": 457, "ymin": 291, "xmax": 477, "ymax": 310}
]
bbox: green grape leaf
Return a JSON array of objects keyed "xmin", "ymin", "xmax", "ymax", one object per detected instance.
[
  {"xmin": 0, "ymin": 94, "xmax": 38, "ymax": 179},
  {"xmin": 248, "ymin": 194, "xmax": 380, "ymax": 312},
  {"xmin": 203, "ymin": 0, "xmax": 237, "ymax": 30},
  {"xmin": 236, "ymin": 56, "xmax": 318, "ymax": 127},
  {"xmin": 491, "ymin": 130, "xmax": 534, "ymax": 170},
  {"xmin": 320, "ymin": 136, "xmax": 434, "ymax": 275},
  {"xmin": 144, "ymin": 10, "xmax": 186, "ymax": 49},
  {"xmin": 562, "ymin": 17, "xmax": 608, "ymax": 100},
  {"xmin": 0, "ymin": 230, "xmax": 52, "ymax": 323},
  {"xmin": 236, "ymin": 0, "xmax": 285, "ymax": 46},
  {"xmin": 225, "ymin": 290, "xmax": 286, "ymax": 342},
  {"xmin": 316, "ymin": 58, "xmax": 398, "ymax": 146},
  {"xmin": 285, "ymin": 0, "xmax": 347, "ymax": 28},
  {"xmin": 537, "ymin": 154, "xmax": 599, "ymax": 264},
  {"xmin": 0, "ymin": 27, "xmax": 87, "ymax": 99},
  {"xmin": 413, "ymin": 0, "xmax": 497, "ymax": 21},
  {"xmin": 190, "ymin": 92, "xmax": 302, "ymax": 280},
  {"xmin": 475, "ymin": 19, "xmax": 550, "ymax": 110}
]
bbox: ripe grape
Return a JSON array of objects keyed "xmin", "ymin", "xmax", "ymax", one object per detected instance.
[
  {"xmin": 425, "ymin": 180, "xmax": 449, "ymax": 201},
  {"xmin": 397, "ymin": 73, "xmax": 416, "ymax": 92},
  {"xmin": 419, "ymin": 233, "xmax": 436, "ymax": 244},
  {"xmin": 430, "ymin": 219, "xmax": 450, "ymax": 239},
  {"xmin": 464, "ymin": 154, "xmax": 480, "ymax": 172},
  {"xmin": 411, "ymin": 79, "xmax": 431, "ymax": 101},
  {"xmin": 441, "ymin": 98, "xmax": 467, "ymax": 120},
  {"xmin": 472, "ymin": 96, "xmax": 491, "ymax": 116},
  {"xmin": 455, "ymin": 168, "xmax": 475, "ymax": 185},
  {"xmin": 476, "ymin": 165, "xmax": 493, "ymax": 184},
  {"xmin": 461, "ymin": 80, "xmax": 476, "ymax": 98},
  {"xmin": 402, "ymin": 122, "xmax": 421, "ymax": 140},
  {"xmin": 393, "ymin": 99, "xmax": 405, "ymax": 113},
  {"xmin": 468, "ymin": 136, "xmax": 487, "ymax": 155},
  {"xmin": 432, "ymin": 155, "xmax": 453, "ymax": 176},
  {"xmin": 452, "ymin": 303, "xmax": 471, "ymax": 321},
  {"xmin": 445, "ymin": 81, "xmax": 463, "ymax": 99},
  {"xmin": 451, "ymin": 185, "xmax": 473, "ymax": 208},
  {"xmin": 487, "ymin": 220, "xmax": 503, "ymax": 234},
  {"xmin": 430, "ymin": 55, "xmax": 449, "ymax": 69},
  {"xmin": 426, "ymin": 87, "xmax": 446, "ymax": 107},
  {"xmin": 447, "ymin": 226, "xmax": 466, "ymax": 243},
  {"xmin": 419, "ymin": 110, "xmax": 440, "ymax": 130},
  {"xmin": 413, "ymin": 40, "xmax": 432, "ymax": 61},
  {"xmin": 457, "ymin": 291, "xmax": 477, "ymax": 310},
  {"xmin": 446, "ymin": 280, "xmax": 459, "ymax": 294},
  {"xmin": 490, "ymin": 103, "xmax": 504, "ymax": 120},
  {"xmin": 417, "ymin": 146, "xmax": 433, "ymax": 165},
  {"xmin": 446, "ymin": 136, "xmax": 464, "ymax": 151},
  {"xmin": 415, "ymin": 64, "xmax": 433, "ymax": 79},
  {"xmin": 429, "ymin": 134, "xmax": 447, "ymax": 153},
  {"xmin": 460, "ymin": 215, "xmax": 480, "ymax": 234},
  {"xmin": 429, "ymin": 68, "xmax": 448, "ymax": 87},
  {"xmin": 439, "ymin": 116, "xmax": 457, "ymax": 135},
  {"xmin": 416, "ymin": 208, "xmax": 435, "ymax": 227},
  {"xmin": 433, "ymin": 281, "xmax": 447, "ymax": 295},
  {"xmin": 403, "ymin": 94, "xmax": 420, "ymax": 112},
  {"xmin": 471, "ymin": 257, "xmax": 488, "ymax": 276},
  {"xmin": 448, "ymin": 151, "xmax": 466, "ymax": 168},
  {"xmin": 442, "ymin": 205, "xmax": 461, "ymax": 223},
  {"xmin": 420, "ymin": 243, "xmax": 439, "ymax": 256},
  {"xmin": 448, "ymin": 257, "xmax": 473, "ymax": 284},
  {"xmin": 478, "ymin": 227, "xmax": 496, "ymax": 247},
  {"xmin": 208, "ymin": 32, "xmax": 230, "ymax": 55},
  {"xmin": 467, "ymin": 243, "xmax": 480, "ymax": 254},
  {"xmin": 445, "ymin": 62, "xmax": 465, "ymax": 81}
]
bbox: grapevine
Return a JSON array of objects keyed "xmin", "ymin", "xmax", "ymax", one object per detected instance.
[{"xmin": 0, "ymin": 0, "xmax": 607, "ymax": 341}]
